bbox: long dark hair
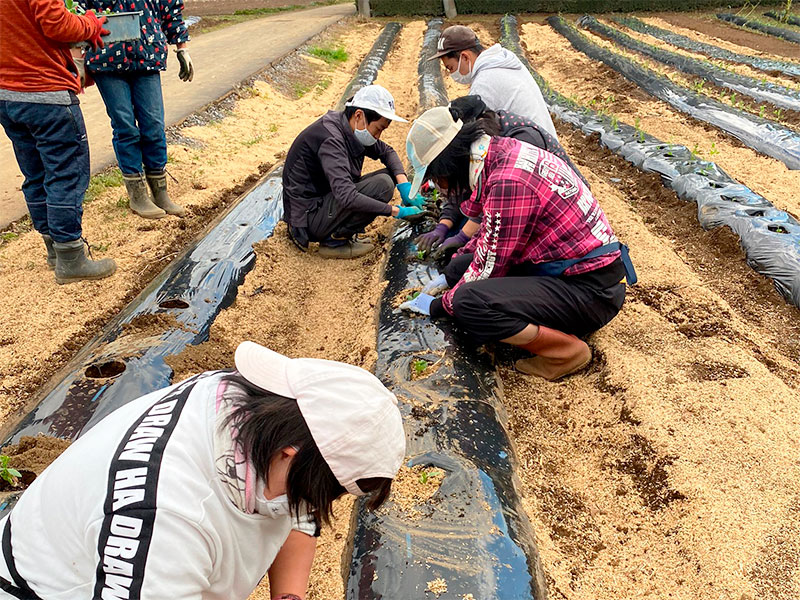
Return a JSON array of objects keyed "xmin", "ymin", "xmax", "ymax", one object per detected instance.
[
  {"xmin": 221, "ymin": 372, "xmax": 392, "ymax": 525},
  {"xmin": 427, "ymin": 121, "xmax": 494, "ymax": 198}
]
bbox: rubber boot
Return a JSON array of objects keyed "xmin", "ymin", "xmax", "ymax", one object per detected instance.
[
  {"xmin": 123, "ymin": 172, "xmax": 166, "ymax": 219},
  {"xmin": 42, "ymin": 234, "xmax": 56, "ymax": 270},
  {"xmin": 146, "ymin": 170, "xmax": 186, "ymax": 217},
  {"xmin": 53, "ymin": 239, "xmax": 116, "ymax": 284},
  {"xmin": 318, "ymin": 239, "xmax": 374, "ymax": 259},
  {"xmin": 514, "ymin": 326, "xmax": 592, "ymax": 381}
]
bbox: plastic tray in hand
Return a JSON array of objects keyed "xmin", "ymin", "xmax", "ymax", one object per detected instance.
[{"xmin": 102, "ymin": 11, "xmax": 142, "ymax": 44}]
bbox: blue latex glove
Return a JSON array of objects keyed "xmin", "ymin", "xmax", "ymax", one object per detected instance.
[
  {"xmin": 394, "ymin": 206, "xmax": 423, "ymax": 220},
  {"xmin": 399, "ymin": 292, "xmax": 435, "ymax": 316},
  {"xmin": 396, "ymin": 182, "xmax": 413, "ymax": 204},
  {"xmin": 405, "ymin": 193, "xmax": 426, "ymax": 209}
]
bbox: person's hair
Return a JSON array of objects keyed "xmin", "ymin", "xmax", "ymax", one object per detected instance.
[
  {"xmin": 344, "ymin": 103, "xmax": 383, "ymax": 124},
  {"xmin": 444, "ymin": 43, "xmax": 484, "ymax": 59},
  {"xmin": 221, "ymin": 372, "xmax": 392, "ymax": 525},
  {"xmin": 426, "ymin": 121, "xmax": 492, "ymax": 197}
]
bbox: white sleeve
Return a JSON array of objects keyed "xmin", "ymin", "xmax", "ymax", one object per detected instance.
[{"xmin": 291, "ymin": 508, "xmax": 319, "ymax": 538}]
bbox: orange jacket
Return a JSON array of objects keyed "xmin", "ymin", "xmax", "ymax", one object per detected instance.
[{"xmin": 0, "ymin": 0, "xmax": 98, "ymax": 94}]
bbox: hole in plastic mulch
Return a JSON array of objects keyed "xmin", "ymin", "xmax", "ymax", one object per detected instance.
[
  {"xmin": 85, "ymin": 360, "xmax": 127, "ymax": 379},
  {"xmin": 158, "ymin": 298, "xmax": 190, "ymax": 309},
  {"xmin": 744, "ymin": 210, "xmax": 766, "ymax": 217},
  {"xmin": 768, "ymin": 224, "xmax": 790, "ymax": 234},
  {"xmin": 708, "ymin": 182, "xmax": 725, "ymax": 189}
]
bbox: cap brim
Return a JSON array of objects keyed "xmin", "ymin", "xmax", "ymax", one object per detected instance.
[
  {"xmin": 409, "ymin": 164, "xmax": 428, "ymax": 199},
  {"xmin": 426, "ymin": 49, "xmax": 450, "ymax": 61},
  {"xmin": 374, "ymin": 107, "xmax": 408, "ymax": 123},
  {"xmin": 234, "ymin": 341, "xmax": 294, "ymax": 398}
]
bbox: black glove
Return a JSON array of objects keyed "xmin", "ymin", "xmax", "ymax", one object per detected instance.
[{"xmin": 176, "ymin": 48, "xmax": 194, "ymax": 82}]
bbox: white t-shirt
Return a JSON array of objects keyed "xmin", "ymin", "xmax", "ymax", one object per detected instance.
[
  {"xmin": 469, "ymin": 43, "xmax": 558, "ymax": 140},
  {"xmin": 0, "ymin": 372, "xmax": 310, "ymax": 600}
]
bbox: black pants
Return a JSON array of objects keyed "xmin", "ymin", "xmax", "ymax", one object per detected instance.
[
  {"xmin": 307, "ymin": 169, "xmax": 394, "ymax": 242},
  {"xmin": 443, "ymin": 253, "xmax": 626, "ymax": 342}
]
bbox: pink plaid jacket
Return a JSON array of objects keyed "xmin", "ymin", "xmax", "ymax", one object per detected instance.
[{"xmin": 442, "ymin": 137, "xmax": 620, "ymax": 316}]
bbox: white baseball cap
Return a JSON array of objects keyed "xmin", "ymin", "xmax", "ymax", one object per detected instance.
[
  {"xmin": 406, "ymin": 106, "xmax": 463, "ymax": 198},
  {"xmin": 234, "ymin": 341, "xmax": 406, "ymax": 496},
  {"xmin": 344, "ymin": 84, "xmax": 408, "ymax": 123}
]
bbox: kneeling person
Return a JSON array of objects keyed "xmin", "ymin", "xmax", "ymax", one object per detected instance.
[
  {"xmin": 283, "ymin": 85, "xmax": 424, "ymax": 259},
  {"xmin": 403, "ymin": 107, "xmax": 636, "ymax": 381}
]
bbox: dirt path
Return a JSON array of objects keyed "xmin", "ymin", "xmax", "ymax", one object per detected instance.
[
  {"xmin": 166, "ymin": 19, "xmax": 429, "ymax": 599},
  {"xmin": 518, "ymin": 21, "xmax": 800, "ymax": 220},
  {"xmin": 184, "ymin": 0, "xmax": 327, "ymax": 17},
  {"xmin": 0, "ymin": 18, "xmax": 381, "ymax": 437},
  {"xmin": 657, "ymin": 13, "xmax": 800, "ymax": 60}
]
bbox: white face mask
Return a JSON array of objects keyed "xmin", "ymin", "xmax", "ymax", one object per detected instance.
[
  {"xmin": 256, "ymin": 492, "xmax": 291, "ymax": 518},
  {"xmin": 450, "ymin": 55, "xmax": 473, "ymax": 85},
  {"xmin": 354, "ymin": 112, "xmax": 377, "ymax": 146}
]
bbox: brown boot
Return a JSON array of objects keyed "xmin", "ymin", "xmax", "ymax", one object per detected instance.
[
  {"xmin": 514, "ymin": 326, "xmax": 592, "ymax": 381},
  {"xmin": 146, "ymin": 170, "xmax": 186, "ymax": 217},
  {"xmin": 318, "ymin": 239, "xmax": 374, "ymax": 259}
]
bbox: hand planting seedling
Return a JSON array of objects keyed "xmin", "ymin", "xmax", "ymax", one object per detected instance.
[{"xmin": 0, "ymin": 455, "xmax": 21, "ymax": 487}]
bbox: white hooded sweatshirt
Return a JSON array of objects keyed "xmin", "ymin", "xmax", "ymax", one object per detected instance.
[{"xmin": 468, "ymin": 43, "xmax": 558, "ymax": 140}]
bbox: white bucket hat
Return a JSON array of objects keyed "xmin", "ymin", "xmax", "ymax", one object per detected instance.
[
  {"xmin": 406, "ymin": 106, "xmax": 463, "ymax": 198},
  {"xmin": 234, "ymin": 341, "xmax": 406, "ymax": 496},
  {"xmin": 344, "ymin": 84, "xmax": 408, "ymax": 123}
]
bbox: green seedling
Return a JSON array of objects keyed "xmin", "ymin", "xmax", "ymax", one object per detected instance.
[
  {"xmin": 690, "ymin": 143, "xmax": 702, "ymax": 160},
  {"xmin": 412, "ymin": 359, "xmax": 429, "ymax": 376},
  {"xmin": 759, "ymin": 105, "xmax": 767, "ymax": 118},
  {"xmin": 406, "ymin": 291, "xmax": 421, "ymax": 301},
  {"xmin": 774, "ymin": 108, "xmax": 785, "ymax": 120},
  {"xmin": 0, "ymin": 455, "xmax": 21, "ymax": 487},
  {"xmin": 693, "ymin": 80, "xmax": 706, "ymax": 94},
  {"xmin": 609, "ymin": 114, "xmax": 619, "ymax": 130},
  {"xmin": 709, "ymin": 142, "xmax": 720, "ymax": 157},
  {"xmin": 416, "ymin": 249, "xmax": 426, "ymax": 260},
  {"xmin": 419, "ymin": 470, "xmax": 430, "ymax": 484},
  {"xmin": 431, "ymin": 188, "xmax": 439, "ymax": 204}
]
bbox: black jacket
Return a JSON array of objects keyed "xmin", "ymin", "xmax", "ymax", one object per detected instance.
[{"xmin": 282, "ymin": 110, "xmax": 405, "ymax": 227}]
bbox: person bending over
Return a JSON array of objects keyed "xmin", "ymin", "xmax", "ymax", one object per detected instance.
[
  {"xmin": 430, "ymin": 25, "xmax": 557, "ymax": 139},
  {"xmin": 0, "ymin": 342, "xmax": 405, "ymax": 599},
  {"xmin": 402, "ymin": 107, "xmax": 636, "ymax": 381},
  {"xmin": 416, "ymin": 94, "xmax": 590, "ymax": 256},
  {"xmin": 283, "ymin": 84, "xmax": 425, "ymax": 259}
]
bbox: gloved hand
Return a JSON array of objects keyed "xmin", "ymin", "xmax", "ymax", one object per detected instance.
[
  {"xmin": 421, "ymin": 273, "xmax": 448, "ymax": 296},
  {"xmin": 396, "ymin": 182, "xmax": 425, "ymax": 208},
  {"xmin": 431, "ymin": 230, "xmax": 470, "ymax": 260},
  {"xmin": 176, "ymin": 48, "xmax": 194, "ymax": 82},
  {"xmin": 415, "ymin": 223, "xmax": 449, "ymax": 252},
  {"xmin": 394, "ymin": 206, "xmax": 424, "ymax": 220},
  {"xmin": 399, "ymin": 292, "xmax": 435, "ymax": 316},
  {"xmin": 85, "ymin": 11, "xmax": 109, "ymax": 51}
]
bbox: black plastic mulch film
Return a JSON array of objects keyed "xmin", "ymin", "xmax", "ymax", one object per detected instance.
[
  {"xmin": 580, "ymin": 16, "xmax": 800, "ymax": 113},
  {"xmin": 764, "ymin": 11, "xmax": 800, "ymax": 27},
  {"xmin": 346, "ymin": 18, "xmax": 547, "ymax": 600},
  {"xmin": 717, "ymin": 12, "xmax": 800, "ymax": 45},
  {"xmin": 613, "ymin": 15, "xmax": 800, "ymax": 81},
  {"xmin": 0, "ymin": 22, "xmax": 403, "ymax": 515},
  {"xmin": 336, "ymin": 22, "xmax": 403, "ymax": 110},
  {"xmin": 547, "ymin": 16, "xmax": 800, "ymax": 170},
  {"xmin": 499, "ymin": 15, "xmax": 800, "ymax": 308}
]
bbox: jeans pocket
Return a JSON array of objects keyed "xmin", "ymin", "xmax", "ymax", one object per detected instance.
[{"xmin": 66, "ymin": 104, "xmax": 88, "ymax": 144}]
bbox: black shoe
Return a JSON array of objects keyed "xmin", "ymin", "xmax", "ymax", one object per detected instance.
[{"xmin": 289, "ymin": 226, "xmax": 309, "ymax": 251}]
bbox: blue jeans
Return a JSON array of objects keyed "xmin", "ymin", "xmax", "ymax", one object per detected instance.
[
  {"xmin": 93, "ymin": 72, "xmax": 167, "ymax": 175},
  {"xmin": 0, "ymin": 100, "xmax": 88, "ymax": 242}
]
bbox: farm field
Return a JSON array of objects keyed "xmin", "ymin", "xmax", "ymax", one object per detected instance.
[{"xmin": 2, "ymin": 9, "xmax": 800, "ymax": 600}]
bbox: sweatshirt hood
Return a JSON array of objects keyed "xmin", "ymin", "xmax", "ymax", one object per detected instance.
[{"xmin": 472, "ymin": 44, "xmax": 523, "ymax": 77}]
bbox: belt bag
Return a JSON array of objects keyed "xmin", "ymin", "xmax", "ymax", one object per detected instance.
[{"xmin": 527, "ymin": 242, "xmax": 638, "ymax": 285}]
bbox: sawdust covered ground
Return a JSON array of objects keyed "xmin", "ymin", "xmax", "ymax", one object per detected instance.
[
  {"xmin": 517, "ymin": 20, "xmax": 800, "ymax": 220},
  {"xmin": 0, "ymin": 17, "xmax": 381, "ymax": 433},
  {"xmin": 167, "ymin": 19, "xmax": 429, "ymax": 599}
]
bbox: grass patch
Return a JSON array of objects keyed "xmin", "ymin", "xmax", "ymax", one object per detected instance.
[
  {"xmin": 85, "ymin": 169, "xmax": 124, "ymax": 204},
  {"xmin": 308, "ymin": 45, "xmax": 348, "ymax": 64}
]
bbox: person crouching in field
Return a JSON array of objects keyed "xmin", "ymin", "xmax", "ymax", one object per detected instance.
[
  {"xmin": 401, "ymin": 107, "xmax": 636, "ymax": 381},
  {"xmin": 0, "ymin": 342, "xmax": 405, "ymax": 599},
  {"xmin": 282, "ymin": 84, "xmax": 426, "ymax": 259},
  {"xmin": 0, "ymin": 0, "xmax": 116, "ymax": 283}
]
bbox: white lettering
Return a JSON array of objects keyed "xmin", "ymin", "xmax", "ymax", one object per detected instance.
[
  {"xmin": 103, "ymin": 556, "xmax": 133, "ymax": 577},
  {"xmin": 119, "ymin": 438, "xmax": 156, "ymax": 461},
  {"xmin": 106, "ymin": 536, "xmax": 140, "ymax": 560},
  {"xmin": 110, "ymin": 515, "xmax": 142, "ymax": 538},
  {"xmin": 114, "ymin": 468, "xmax": 147, "ymax": 490},
  {"xmin": 101, "ymin": 574, "xmax": 132, "ymax": 600},
  {"xmin": 112, "ymin": 489, "xmax": 145, "ymax": 512},
  {"xmin": 148, "ymin": 399, "xmax": 178, "ymax": 416},
  {"xmin": 129, "ymin": 426, "xmax": 164, "ymax": 441},
  {"xmin": 139, "ymin": 414, "xmax": 171, "ymax": 428}
]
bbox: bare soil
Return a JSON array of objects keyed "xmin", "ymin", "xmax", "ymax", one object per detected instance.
[{"xmin": 657, "ymin": 12, "xmax": 800, "ymax": 59}]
